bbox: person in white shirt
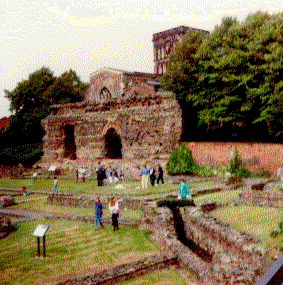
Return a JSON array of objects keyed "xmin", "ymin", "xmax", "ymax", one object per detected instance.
[{"xmin": 109, "ymin": 197, "xmax": 119, "ymax": 230}]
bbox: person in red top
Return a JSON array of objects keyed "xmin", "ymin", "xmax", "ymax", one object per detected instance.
[{"xmin": 22, "ymin": 186, "xmax": 28, "ymax": 197}]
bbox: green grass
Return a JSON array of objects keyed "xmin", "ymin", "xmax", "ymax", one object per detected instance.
[
  {"xmin": 0, "ymin": 178, "xmax": 215, "ymax": 197},
  {"xmin": 10, "ymin": 195, "xmax": 143, "ymax": 221},
  {"xmin": 211, "ymin": 205, "xmax": 283, "ymax": 252},
  {"xmin": 0, "ymin": 219, "xmax": 160, "ymax": 285},
  {"xmin": 194, "ymin": 189, "xmax": 241, "ymax": 205},
  {"xmin": 120, "ymin": 269, "xmax": 191, "ymax": 285}
]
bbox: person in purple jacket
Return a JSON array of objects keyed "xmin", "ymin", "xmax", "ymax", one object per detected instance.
[{"xmin": 95, "ymin": 197, "xmax": 104, "ymax": 229}]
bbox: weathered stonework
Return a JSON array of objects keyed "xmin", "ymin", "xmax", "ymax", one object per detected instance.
[
  {"xmin": 47, "ymin": 194, "xmax": 143, "ymax": 210},
  {"xmin": 0, "ymin": 215, "xmax": 16, "ymax": 239},
  {"xmin": 152, "ymin": 26, "xmax": 209, "ymax": 75},
  {"xmin": 0, "ymin": 196, "xmax": 15, "ymax": 208},
  {"xmin": 141, "ymin": 202, "xmax": 272, "ymax": 284},
  {"xmin": 239, "ymin": 179, "xmax": 283, "ymax": 207},
  {"xmin": 41, "ymin": 68, "xmax": 182, "ymax": 169},
  {"xmin": 56, "ymin": 252, "xmax": 179, "ymax": 285}
]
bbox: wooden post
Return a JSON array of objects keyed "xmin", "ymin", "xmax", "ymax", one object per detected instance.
[
  {"xmin": 43, "ymin": 236, "xmax": 46, "ymax": 257},
  {"xmin": 37, "ymin": 237, "xmax": 40, "ymax": 257}
]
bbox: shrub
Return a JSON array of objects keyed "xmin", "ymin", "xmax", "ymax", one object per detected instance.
[
  {"xmin": 166, "ymin": 144, "xmax": 199, "ymax": 175},
  {"xmin": 228, "ymin": 147, "xmax": 250, "ymax": 178},
  {"xmin": 229, "ymin": 147, "xmax": 242, "ymax": 174},
  {"xmin": 234, "ymin": 167, "xmax": 251, "ymax": 178}
]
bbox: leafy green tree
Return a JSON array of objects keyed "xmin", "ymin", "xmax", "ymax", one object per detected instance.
[
  {"xmin": 1, "ymin": 67, "xmax": 88, "ymax": 165},
  {"xmin": 162, "ymin": 12, "xmax": 283, "ymax": 139},
  {"xmin": 166, "ymin": 144, "xmax": 199, "ymax": 175}
]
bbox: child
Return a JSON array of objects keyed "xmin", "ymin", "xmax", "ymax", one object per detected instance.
[
  {"xmin": 178, "ymin": 179, "xmax": 191, "ymax": 200},
  {"xmin": 95, "ymin": 197, "xmax": 104, "ymax": 229},
  {"xmin": 53, "ymin": 177, "xmax": 58, "ymax": 194},
  {"xmin": 22, "ymin": 186, "xmax": 28, "ymax": 197},
  {"xmin": 109, "ymin": 197, "xmax": 119, "ymax": 231}
]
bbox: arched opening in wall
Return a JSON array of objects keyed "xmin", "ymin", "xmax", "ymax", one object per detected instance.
[
  {"xmin": 100, "ymin": 87, "xmax": 111, "ymax": 100},
  {"xmin": 104, "ymin": 128, "xmax": 122, "ymax": 159},
  {"xmin": 63, "ymin": 125, "xmax": 77, "ymax": 160}
]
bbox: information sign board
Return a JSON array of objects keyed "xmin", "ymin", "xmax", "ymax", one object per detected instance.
[{"xmin": 33, "ymin": 224, "xmax": 50, "ymax": 237}]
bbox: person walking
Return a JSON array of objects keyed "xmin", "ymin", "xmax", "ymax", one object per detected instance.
[
  {"xmin": 178, "ymin": 179, "xmax": 192, "ymax": 200},
  {"xmin": 109, "ymin": 197, "xmax": 119, "ymax": 231},
  {"xmin": 96, "ymin": 163, "xmax": 104, "ymax": 186},
  {"xmin": 95, "ymin": 197, "xmax": 104, "ymax": 229},
  {"xmin": 76, "ymin": 169, "xmax": 79, "ymax": 183},
  {"xmin": 157, "ymin": 165, "xmax": 164, "ymax": 185},
  {"xmin": 53, "ymin": 176, "xmax": 59, "ymax": 194},
  {"xmin": 140, "ymin": 165, "xmax": 150, "ymax": 189},
  {"xmin": 149, "ymin": 168, "xmax": 156, "ymax": 186}
]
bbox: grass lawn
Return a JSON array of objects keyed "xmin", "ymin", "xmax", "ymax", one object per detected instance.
[
  {"xmin": 211, "ymin": 205, "xmax": 283, "ymax": 252},
  {"xmin": 0, "ymin": 178, "xmax": 214, "ymax": 197},
  {"xmin": 0, "ymin": 219, "xmax": 160, "ymax": 285},
  {"xmin": 194, "ymin": 189, "xmax": 241, "ymax": 205},
  {"xmin": 120, "ymin": 269, "xmax": 195, "ymax": 285},
  {"xmin": 10, "ymin": 195, "xmax": 143, "ymax": 221}
]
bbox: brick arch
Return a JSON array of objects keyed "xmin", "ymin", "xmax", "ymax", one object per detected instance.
[
  {"xmin": 102, "ymin": 126, "xmax": 123, "ymax": 159},
  {"xmin": 102, "ymin": 124, "xmax": 122, "ymax": 137}
]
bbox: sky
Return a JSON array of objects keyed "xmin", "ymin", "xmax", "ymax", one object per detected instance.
[{"xmin": 0, "ymin": 0, "xmax": 282, "ymax": 118}]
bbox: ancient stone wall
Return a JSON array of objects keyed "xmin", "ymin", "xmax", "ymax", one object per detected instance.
[
  {"xmin": 239, "ymin": 180, "xmax": 283, "ymax": 207},
  {"xmin": 0, "ymin": 215, "xmax": 16, "ymax": 239},
  {"xmin": 142, "ymin": 202, "xmax": 271, "ymax": 284},
  {"xmin": 42, "ymin": 92, "xmax": 182, "ymax": 167},
  {"xmin": 56, "ymin": 252, "xmax": 178, "ymax": 285},
  {"xmin": 47, "ymin": 194, "xmax": 143, "ymax": 210}
]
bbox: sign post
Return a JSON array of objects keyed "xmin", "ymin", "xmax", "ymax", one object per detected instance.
[{"xmin": 33, "ymin": 224, "xmax": 50, "ymax": 258}]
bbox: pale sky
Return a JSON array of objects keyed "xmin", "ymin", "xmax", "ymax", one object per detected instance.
[{"xmin": 0, "ymin": 0, "xmax": 282, "ymax": 118}]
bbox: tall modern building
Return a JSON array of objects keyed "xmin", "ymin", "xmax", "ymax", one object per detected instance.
[{"xmin": 152, "ymin": 26, "xmax": 209, "ymax": 75}]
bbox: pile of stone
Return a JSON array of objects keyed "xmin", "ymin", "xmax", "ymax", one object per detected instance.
[
  {"xmin": 141, "ymin": 201, "xmax": 271, "ymax": 284},
  {"xmin": 239, "ymin": 178, "xmax": 283, "ymax": 207},
  {"xmin": 0, "ymin": 195, "xmax": 16, "ymax": 208},
  {"xmin": 0, "ymin": 215, "xmax": 16, "ymax": 239}
]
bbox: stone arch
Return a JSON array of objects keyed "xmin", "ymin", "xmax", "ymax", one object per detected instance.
[
  {"xmin": 99, "ymin": 87, "xmax": 111, "ymax": 100},
  {"xmin": 104, "ymin": 128, "xmax": 122, "ymax": 159}
]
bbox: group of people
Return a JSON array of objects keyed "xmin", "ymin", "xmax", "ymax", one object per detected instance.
[
  {"xmin": 140, "ymin": 164, "xmax": 164, "ymax": 189},
  {"xmin": 95, "ymin": 197, "xmax": 120, "ymax": 231},
  {"xmin": 96, "ymin": 163, "xmax": 124, "ymax": 187}
]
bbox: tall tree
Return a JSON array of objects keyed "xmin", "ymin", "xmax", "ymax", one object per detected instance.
[
  {"xmin": 1, "ymin": 67, "xmax": 89, "ymax": 165},
  {"xmin": 162, "ymin": 12, "xmax": 283, "ymax": 140}
]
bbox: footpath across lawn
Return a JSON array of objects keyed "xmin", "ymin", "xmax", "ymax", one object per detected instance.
[{"xmin": 0, "ymin": 219, "xmax": 160, "ymax": 285}]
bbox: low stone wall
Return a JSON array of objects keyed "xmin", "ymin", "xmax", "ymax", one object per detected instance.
[
  {"xmin": 0, "ymin": 196, "xmax": 16, "ymax": 208},
  {"xmin": 239, "ymin": 179, "xmax": 283, "ymax": 207},
  {"xmin": 141, "ymin": 201, "xmax": 272, "ymax": 284},
  {"xmin": 56, "ymin": 252, "xmax": 179, "ymax": 285},
  {"xmin": 47, "ymin": 194, "xmax": 143, "ymax": 210},
  {"xmin": 239, "ymin": 191, "xmax": 283, "ymax": 207},
  {"xmin": 141, "ymin": 201, "xmax": 215, "ymax": 283},
  {"xmin": 0, "ymin": 215, "xmax": 16, "ymax": 239},
  {"xmin": 182, "ymin": 207, "xmax": 270, "ymax": 284}
]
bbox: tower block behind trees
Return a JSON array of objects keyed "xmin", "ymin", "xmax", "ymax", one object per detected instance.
[{"xmin": 152, "ymin": 26, "xmax": 209, "ymax": 75}]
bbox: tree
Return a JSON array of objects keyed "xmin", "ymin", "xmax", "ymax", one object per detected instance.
[
  {"xmin": 166, "ymin": 144, "xmax": 199, "ymax": 175},
  {"xmin": 162, "ymin": 12, "xmax": 283, "ymax": 140},
  {"xmin": 1, "ymin": 67, "xmax": 89, "ymax": 165}
]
